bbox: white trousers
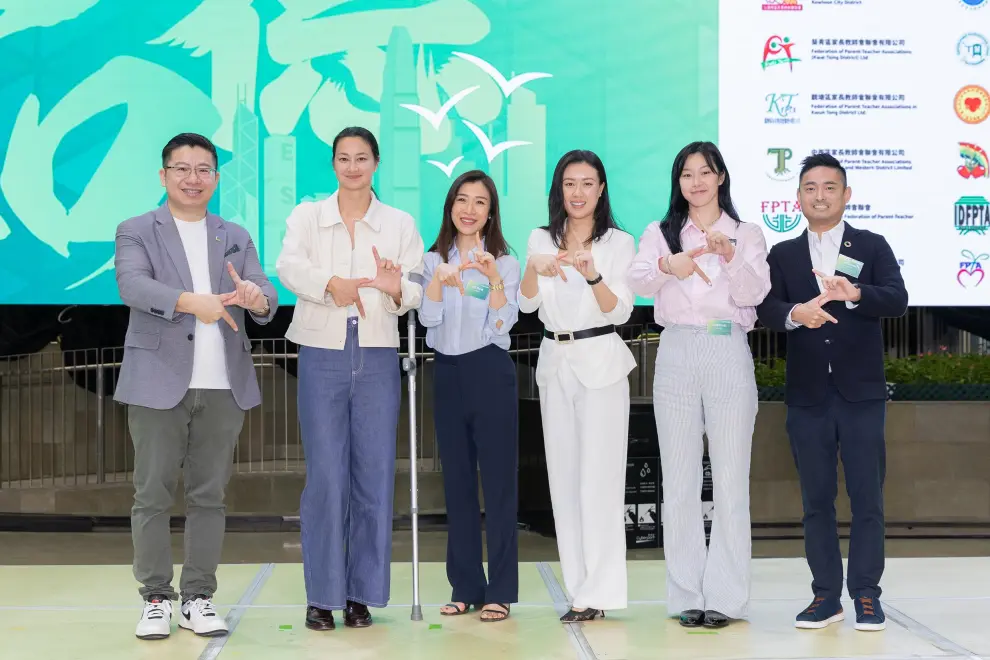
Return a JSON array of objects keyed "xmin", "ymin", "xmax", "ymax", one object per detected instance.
[
  {"xmin": 539, "ymin": 361, "xmax": 629, "ymax": 611},
  {"xmin": 653, "ymin": 325, "xmax": 757, "ymax": 619}
]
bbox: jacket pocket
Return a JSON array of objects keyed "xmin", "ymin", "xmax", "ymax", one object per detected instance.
[
  {"xmin": 124, "ymin": 330, "xmax": 160, "ymax": 350},
  {"xmin": 300, "ymin": 301, "xmax": 330, "ymax": 329}
]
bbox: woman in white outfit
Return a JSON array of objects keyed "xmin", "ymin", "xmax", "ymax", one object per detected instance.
[
  {"xmin": 519, "ymin": 150, "xmax": 636, "ymax": 623},
  {"xmin": 628, "ymin": 141, "xmax": 769, "ymax": 629}
]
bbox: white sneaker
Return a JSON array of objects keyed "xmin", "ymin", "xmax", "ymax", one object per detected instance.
[
  {"xmin": 178, "ymin": 596, "xmax": 229, "ymax": 637},
  {"xmin": 135, "ymin": 597, "xmax": 173, "ymax": 640}
]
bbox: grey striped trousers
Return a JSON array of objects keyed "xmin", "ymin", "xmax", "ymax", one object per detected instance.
[{"xmin": 653, "ymin": 324, "xmax": 757, "ymax": 619}]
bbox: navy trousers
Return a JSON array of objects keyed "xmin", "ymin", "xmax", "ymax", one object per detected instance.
[
  {"xmin": 786, "ymin": 379, "xmax": 886, "ymax": 600},
  {"xmin": 433, "ymin": 345, "xmax": 519, "ymax": 605}
]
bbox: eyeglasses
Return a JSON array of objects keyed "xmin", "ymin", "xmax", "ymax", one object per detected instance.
[{"xmin": 165, "ymin": 165, "xmax": 217, "ymax": 181}]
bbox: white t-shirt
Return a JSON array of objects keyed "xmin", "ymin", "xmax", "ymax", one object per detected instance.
[{"xmin": 173, "ymin": 217, "xmax": 231, "ymax": 390}]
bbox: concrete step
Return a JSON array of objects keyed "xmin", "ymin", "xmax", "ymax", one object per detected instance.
[{"xmin": 0, "ymin": 470, "xmax": 454, "ymax": 518}]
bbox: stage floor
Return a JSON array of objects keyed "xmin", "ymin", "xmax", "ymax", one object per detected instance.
[{"xmin": 1, "ymin": 557, "xmax": 988, "ymax": 660}]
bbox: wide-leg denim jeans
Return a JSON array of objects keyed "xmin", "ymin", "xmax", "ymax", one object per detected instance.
[{"xmin": 297, "ymin": 319, "xmax": 400, "ymax": 609}]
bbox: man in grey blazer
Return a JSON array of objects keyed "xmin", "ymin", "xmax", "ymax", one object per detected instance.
[{"xmin": 114, "ymin": 133, "xmax": 278, "ymax": 641}]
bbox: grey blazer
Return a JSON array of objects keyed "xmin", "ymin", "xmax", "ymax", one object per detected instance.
[{"xmin": 113, "ymin": 203, "xmax": 278, "ymax": 411}]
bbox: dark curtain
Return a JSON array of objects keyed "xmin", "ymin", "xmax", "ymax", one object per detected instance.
[{"xmin": 0, "ymin": 306, "xmax": 63, "ymax": 357}]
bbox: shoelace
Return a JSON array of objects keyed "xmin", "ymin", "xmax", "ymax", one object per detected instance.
[
  {"xmin": 144, "ymin": 600, "xmax": 168, "ymax": 620},
  {"xmin": 190, "ymin": 598, "xmax": 217, "ymax": 618},
  {"xmin": 858, "ymin": 597, "xmax": 875, "ymax": 616},
  {"xmin": 803, "ymin": 597, "xmax": 825, "ymax": 614}
]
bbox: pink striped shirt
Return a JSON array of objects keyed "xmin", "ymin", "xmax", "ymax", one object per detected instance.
[{"xmin": 627, "ymin": 213, "xmax": 771, "ymax": 331}]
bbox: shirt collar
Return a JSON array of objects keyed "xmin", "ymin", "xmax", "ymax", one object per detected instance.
[
  {"xmin": 809, "ymin": 220, "xmax": 845, "ymax": 246},
  {"xmin": 448, "ymin": 237, "xmax": 486, "ymax": 261},
  {"xmin": 318, "ymin": 191, "xmax": 382, "ymax": 231},
  {"xmin": 681, "ymin": 211, "xmax": 733, "ymax": 237}
]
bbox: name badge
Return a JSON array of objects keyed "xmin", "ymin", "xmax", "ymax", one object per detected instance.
[
  {"xmin": 707, "ymin": 320, "xmax": 732, "ymax": 336},
  {"xmin": 835, "ymin": 254, "xmax": 864, "ymax": 278},
  {"xmin": 464, "ymin": 280, "xmax": 490, "ymax": 300}
]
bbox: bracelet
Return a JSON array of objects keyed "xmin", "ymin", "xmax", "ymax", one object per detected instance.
[
  {"xmin": 489, "ymin": 280, "xmax": 505, "ymax": 292},
  {"xmin": 586, "ymin": 274, "xmax": 603, "ymax": 286}
]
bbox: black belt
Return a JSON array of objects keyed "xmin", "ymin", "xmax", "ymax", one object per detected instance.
[{"xmin": 542, "ymin": 325, "xmax": 615, "ymax": 343}]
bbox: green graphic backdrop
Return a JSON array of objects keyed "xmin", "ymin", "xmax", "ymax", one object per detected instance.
[{"xmin": 0, "ymin": 0, "xmax": 717, "ymax": 304}]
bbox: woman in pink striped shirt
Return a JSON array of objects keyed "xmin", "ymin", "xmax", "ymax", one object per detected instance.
[{"xmin": 627, "ymin": 141, "xmax": 770, "ymax": 629}]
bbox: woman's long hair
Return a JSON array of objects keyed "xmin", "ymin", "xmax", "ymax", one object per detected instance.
[
  {"xmin": 545, "ymin": 149, "xmax": 622, "ymax": 249},
  {"xmin": 659, "ymin": 141, "xmax": 740, "ymax": 254},
  {"xmin": 428, "ymin": 170, "xmax": 510, "ymax": 262}
]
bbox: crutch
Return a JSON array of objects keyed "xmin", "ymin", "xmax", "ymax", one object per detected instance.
[{"xmin": 402, "ymin": 310, "xmax": 423, "ymax": 621}]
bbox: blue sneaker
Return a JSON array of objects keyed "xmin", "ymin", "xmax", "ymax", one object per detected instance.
[
  {"xmin": 853, "ymin": 596, "xmax": 885, "ymax": 631},
  {"xmin": 795, "ymin": 596, "xmax": 844, "ymax": 629}
]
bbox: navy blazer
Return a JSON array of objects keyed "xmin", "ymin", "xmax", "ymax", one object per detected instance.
[{"xmin": 756, "ymin": 223, "xmax": 908, "ymax": 406}]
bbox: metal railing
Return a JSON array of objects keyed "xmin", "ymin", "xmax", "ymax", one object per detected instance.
[{"xmin": 0, "ymin": 308, "xmax": 984, "ymax": 489}]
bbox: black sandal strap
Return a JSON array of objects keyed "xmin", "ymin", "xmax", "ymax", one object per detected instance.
[{"xmin": 480, "ymin": 603, "xmax": 510, "ymax": 619}]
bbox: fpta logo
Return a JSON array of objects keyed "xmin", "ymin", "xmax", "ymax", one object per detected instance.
[
  {"xmin": 958, "ymin": 249, "xmax": 987, "ymax": 288},
  {"xmin": 954, "ymin": 196, "xmax": 990, "ymax": 235},
  {"xmin": 762, "ymin": 36, "xmax": 800, "ymax": 71},
  {"xmin": 762, "ymin": 200, "xmax": 803, "ymax": 233},
  {"xmin": 959, "ymin": 0, "xmax": 988, "ymax": 9}
]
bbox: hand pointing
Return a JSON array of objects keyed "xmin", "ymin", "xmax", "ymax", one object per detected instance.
[
  {"xmin": 220, "ymin": 262, "xmax": 267, "ymax": 313},
  {"xmin": 360, "ymin": 246, "xmax": 403, "ymax": 300},
  {"xmin": 812, "ymin": 269, "xmax": 861, "ymax": 303},
  {"xmin": 664, "ymin": 246, "xmax": 712, "ymax": 285}
]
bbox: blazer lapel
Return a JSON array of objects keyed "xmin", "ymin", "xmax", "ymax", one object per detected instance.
[
  {"xmin": 155, "ymin": 204, "xmax": 193, "ymax": 292},
  {"xmin": 793, "ymin": 229, "xmax": 821, "ymax": 296},
  {"xmin": 207, "ymin": 214, "xmax": 227, "ymax": 295},
  {"xmin": 835, "ymin": 223, "xmax": 864, "ymax": 284}
]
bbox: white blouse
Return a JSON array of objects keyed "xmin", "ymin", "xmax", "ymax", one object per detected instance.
[{"xmin": 519, "ymin": 227, "xmax": 637, "ymax": 389}]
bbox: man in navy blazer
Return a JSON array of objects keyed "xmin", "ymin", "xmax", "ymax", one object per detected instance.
[{"xmin": 757, "ymin": 153, "xmax": 907, "ymax": 633}]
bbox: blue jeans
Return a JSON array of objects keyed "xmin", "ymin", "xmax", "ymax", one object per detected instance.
[{"xmin": 297, "ymin": 319, "xmax": 400, "ymax": 609}]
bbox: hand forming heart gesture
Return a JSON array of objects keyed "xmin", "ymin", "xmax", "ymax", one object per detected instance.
[
  {"xmin": 327, "ymin": 276, "xmax": 367, "ymax": 318},
  {"xmin": 558, "ymin": 248, "xmax": 598, "ymax": 280},
  {"xmin": 813, "ymin": 269, "xmax": 861, "ymax": 304},
  {"xmin": 360, "ymin": 246, "xmax": 403, "ymax": 299},
  {"xmin": 221, "ymin": 262, "xmax": 267, "ymax": 314},
  {"xmin": 662, "ymin": 246, "xmax": 712, "ymax": 285},
  {"xmin": 701, "ymin": 228, "xmax": 735, "ymax": 261},
  {"xmin": 434, "ymin": 262, "xmax": 466, "ymax": 294},
  {"xmin": 461, "ymin": 232, "xmax": 501, "ymax": 282},
  {"xmin": 791, "ymin": 292, "xmax": 838, "ymax": 328},
  {"xmin": 528, "ymin": 252, "xmax": 568, "ymax": 281}
]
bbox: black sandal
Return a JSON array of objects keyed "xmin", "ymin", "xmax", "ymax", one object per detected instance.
[
  {"xmin": 560, "ymin": 608, "xmax": 604, "ymax": 622},
  {"xmin": 480, "ymin": 603, "xmax": 510, "ymax": 622},
  {"xmin": 440, "ymin": 602, "xmax": 479, "ymax": 616}
]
